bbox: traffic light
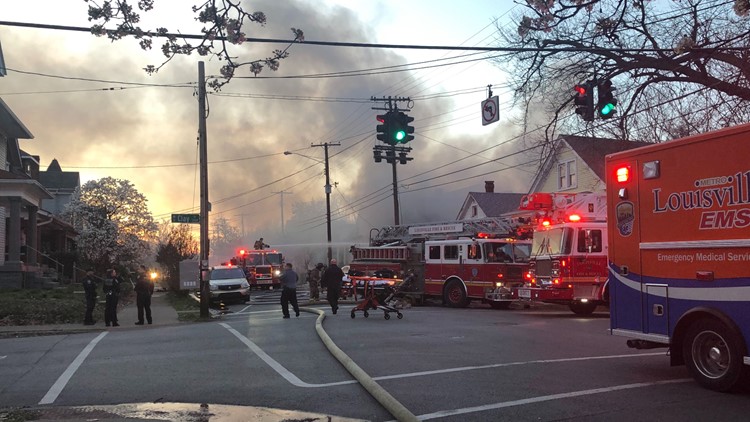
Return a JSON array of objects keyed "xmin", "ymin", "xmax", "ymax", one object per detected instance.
[
  {"xmin": 573, "ymin": 82, "xmax": 594, "ymax": 122},
  {"xmin": 376, "ymin": 112, "xmax": 393, "ymax": 144},
  {"xmin": 597, "ymin": 79, "xmax": 617, "ymax": 119},
  {"xmin": 393, "ymin": 112, "xmax": 414, "ymax": 144}
]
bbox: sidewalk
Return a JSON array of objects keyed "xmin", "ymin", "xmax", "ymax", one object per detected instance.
[{"xmin": 0, "ymin": 292, "xmax": 181, "ymax": 338}]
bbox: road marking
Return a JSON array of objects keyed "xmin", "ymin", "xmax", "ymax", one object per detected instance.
[
  {"xmin": 415, "ymin": 378, "xmax": 692, "ymax": 420},
  {"xmin": 220, "ymin": 323, "xmax": 357, "ymax": 388},
  {"xmin": 221, "ymin": 321, "xmax": 666, "ymax": 389},
  {"xmin": 0, "ymin": 356, "xmax": 6, "ymax": 360},
  {"xmin": 39, "ymin": 332, "xmax": 108, "ymax": 405},
  {"xmin": 372, "ymin": 352, "xmax": 666, "ymax": 381}
]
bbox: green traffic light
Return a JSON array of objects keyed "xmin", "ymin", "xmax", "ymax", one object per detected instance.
[
  {"xmin": 395, "ymin": 130, "xmax": 406, "ymax": 141},
  {"xmin": 600, "ymin": 103, "xmax": 615, "ymax": 115}
]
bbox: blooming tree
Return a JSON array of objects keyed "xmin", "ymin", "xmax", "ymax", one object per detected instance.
[
  {"xmin": 84, "ymin": 0, "xmax": 304, "ymax": 90},
  {"xmin": 64, "ymin": 177, "xmax": 157, "ymax": 270},
  {"xmin": 155, "ymin": 222, "xmax": 198, "ymax": 290}
]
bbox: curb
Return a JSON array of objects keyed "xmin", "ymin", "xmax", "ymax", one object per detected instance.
[{"xmin": 300, "ymin": 307, "xmax": 419, "ymax": 422}]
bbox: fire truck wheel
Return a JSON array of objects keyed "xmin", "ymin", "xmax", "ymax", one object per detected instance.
[
  {"xmin": 443, "ymin": 280, "xmax": 468, "ymax": 308},
  {"xmin": 683, "ymin": 318, "xmax": 747, "ymax": 392},
  {"xmin": 568, "ymin": 302, "xmax": 597, "ymax": 316}
]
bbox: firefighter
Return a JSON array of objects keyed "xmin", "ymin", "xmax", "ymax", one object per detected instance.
[
  {"xmin": 308, "ymin": 263, "xmax": 323, "ymax": 301},
  {"xmin": 254, "ymin": 237, "xmax": 270, "ymax": 250},
  {"xmin": 321, "ymin": 259, "xmax": 345, "ymax": 314}
]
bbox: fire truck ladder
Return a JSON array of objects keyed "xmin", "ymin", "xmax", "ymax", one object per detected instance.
[{"xmin": 369, "ymin": 217, "xmax": 520, "ymax": 245}]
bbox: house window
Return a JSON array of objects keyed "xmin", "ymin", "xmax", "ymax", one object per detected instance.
[
  {"xmin": 471, "ymin": 205, "xmax": 478, "ymax": 218},
  {"xmin": 558, "ymin": 160, "xmax": 577, "ymax": 190}
]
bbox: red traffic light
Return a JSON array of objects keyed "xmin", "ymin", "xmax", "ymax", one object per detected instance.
[
  {"xmin": 377, "ymin": 114, "xmax": 386, "ymax": 123},
  {"xmin": 574, "ymin": 84, "xmax": 587, "ymax": 96}
]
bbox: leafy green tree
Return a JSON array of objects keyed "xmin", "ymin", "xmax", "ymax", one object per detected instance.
[
  {"xmin": 64, "ymin": 177, "xmax": 157, "ymax": 271},
  {"xmin": 156, "ymin": 223, "xmax": 199, "ymax": 291},
  {"xmin": 495, "ymin": 0, "xmax": 750, "ymax": 145},
  {"xmin": 84, "ymin": 0, "xmax": 304, "ymax": 89}
]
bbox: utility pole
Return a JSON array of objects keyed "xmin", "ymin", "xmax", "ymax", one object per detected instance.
[
  {"xmin": 311, "ymin": 142, "xmax": 340, "ymax": 262},
  {"xmin": 198, "ymin": 61, "xmax": 210, "ymax": 319},
  {"xmin": 272, "ymin": 190, "xmax": 293, "ymax": 234}
]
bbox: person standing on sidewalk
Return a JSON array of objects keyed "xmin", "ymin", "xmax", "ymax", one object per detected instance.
[
  {"xmin": 134, "ymin": 265, "xmax": 154, "ymax": 325},
  {"xmin": 322, "ymin": 259, "xmax": 345, "ymax": 314},
  {"xmin": 103, "ymin": 268, "xmax": 122, "ymax": 327},
  {"xmin": 279, "ymin": 262, "xmax": 300, "ymax": 319},
  {"xmin": 82, "ymin": 268, "xmax": 99, "ymax": 325}
]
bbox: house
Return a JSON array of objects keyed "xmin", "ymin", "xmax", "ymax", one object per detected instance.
[
  {"xmin": 456, "ymin": 181, "xmax": 526, "ymax": 220},
  {"xmin": 528, "ymin": 135, "xmax": 652, "ymax": 194},
  {"xmin": 0, "ymin": 98, "xmax": 76, "ymax": 287}
]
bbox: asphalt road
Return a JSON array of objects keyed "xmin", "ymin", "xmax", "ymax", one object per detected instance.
[{"xmin": 2, "ymin": 300, "xmax": 750, "ymax": 421}]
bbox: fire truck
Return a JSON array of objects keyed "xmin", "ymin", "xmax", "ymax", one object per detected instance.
[
  {"xmin": 512, "ymin": 191, "xmax": 609, "ymax": 315},
  {"xmin": 349, "ymin": 218, "xmax": 532, "ymax": 308},
  {"xmin": 230, "ymin": 248, "xmax": 283, "ymax": 290},
  {"xmin": 607, "ymin": 124, "xmax": 750, "ymax": 392}
]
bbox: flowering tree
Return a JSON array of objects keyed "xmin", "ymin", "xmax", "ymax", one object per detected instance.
[
  {"xmin": 495, "ymin": 0, "xmax": 750, "ymax": 144},
  {"xmin": 84, "ymin": 0, "xmax": 304, "ymax": 90},
  {"xmin": 64, "ymin": 177, "xmax": 157, "ymax": 270}
]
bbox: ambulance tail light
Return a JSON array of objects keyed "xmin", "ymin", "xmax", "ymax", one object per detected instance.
[{"xmin": 616, "ymin": 166, "xmax": 630, "ymax": 183}]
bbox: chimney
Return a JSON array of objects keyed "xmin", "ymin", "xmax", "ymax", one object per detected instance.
[{"xmin": 485, "ymin": 181, "xmax": 495, "ymax": 193}]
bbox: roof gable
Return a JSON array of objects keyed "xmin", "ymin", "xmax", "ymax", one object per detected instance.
[
  {"xmin": 562, "ymin": 135, "xmax": 652, "ymax": 180},
  {"xmin": 459, "ymin": 192, "xmax": 525, "ymax": 218}
]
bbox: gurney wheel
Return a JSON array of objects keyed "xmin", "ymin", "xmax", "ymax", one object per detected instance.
[
  {"xmin": 364, "ymin": 310, "xmax": 369, "ymax": 318},
  {"xmin": 384, "ymin": 313, "xmax": 390, "ymax": 320},
  {"xmin": 397, "ymin": 312, "xmax": 403, "ymax": 319},
  {"xmin": 350, "ymin": 311, "xmax": 355, "ymax": 319}
]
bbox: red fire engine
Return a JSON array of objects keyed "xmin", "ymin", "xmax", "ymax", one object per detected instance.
[
  {"xmin": 230, "ymin": 248, "xmax": 284, "ymax": 290},
  {"xmin": 512, "ymin": 192, "xmax": 609, "ymax": 315},
  {"xmin": 349, "ymin": 218, "xmax": 532, "ymax": 308}
]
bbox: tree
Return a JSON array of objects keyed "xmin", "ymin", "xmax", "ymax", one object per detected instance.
[
  {"xmin": 64, "ymin": 177, "xmax": 157, "ymax": 271},
  {"xmin": 156, "ymin": 222, "xmax": 198, "ymax": 291},
  {"xmin": 210, "ymin": 216, "xmax": 241, "ymax": 259},
  {"xmin": 84, "ymin": 0, "xmax": 304, "ymax": 90},
  {"xmin": 495, "ymin": 0, "xmax": 750, "ymax": 147}
]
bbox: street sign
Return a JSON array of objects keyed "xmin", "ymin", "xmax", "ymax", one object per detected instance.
[
  {"xmin": 481, "ymin": 96, "xmax": 499, "ymax": 126},
  {"xmin": 171, "ymin": 213, "xmax": 200, "ymax": 224}
]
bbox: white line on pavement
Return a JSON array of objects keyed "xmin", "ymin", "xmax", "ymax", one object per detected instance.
[
  {"xmin": 415, "ymin": 378, "xmax": 692, "ymax": 420},
  {"xmin": 220, "ymin": 322, "xmax": 357, "ymax": 388},
  {"xmin": 38, "ymin": 332, "xmax": 108, "ymax": 405},
  {"xmin": 372, "ymin": 352, "xmax": 666, "ymax": 381}
]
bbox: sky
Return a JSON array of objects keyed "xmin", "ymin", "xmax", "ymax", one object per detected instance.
[{"xmin": 0, "ymin": 0, "xmax": 539, "ymax": 260}]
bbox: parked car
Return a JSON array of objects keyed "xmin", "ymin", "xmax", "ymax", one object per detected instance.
[{"xmin": 208, "ymin": 266, "xmax": 250, "ymax": 304}]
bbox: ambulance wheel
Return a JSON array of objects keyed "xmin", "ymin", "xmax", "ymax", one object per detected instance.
[
  {"xmin": 568, "ymin": 302, "xmax": 597, "ymax": 316},
  {"xmin": 683, "ymin": 318, "xmax": 747, "ymax": 392},
  {"xmin": 384, "ymin": 313, "xmax": 390, "ymax": 320},
  {"xmin": 364, "ymin": 310, "xmax": 369, "ymax": 318},
  {"xmin": 350, "ymin": 311, "xmax": 355, "ymax": 319},
  {"xmin": 397, "ymin": 313, "xmax": 403, "ymax": 319},
  {"xmin": 444, "ymin": 280, "xmax": 469, "ymax": 308}
]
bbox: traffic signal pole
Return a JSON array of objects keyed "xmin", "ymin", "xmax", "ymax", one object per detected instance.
[{"xmin": 391, "ymin": 149, "xmax": 400, "ymax": 225}]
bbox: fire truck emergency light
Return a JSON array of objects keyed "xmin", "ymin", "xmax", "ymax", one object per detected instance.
[
  {"xmin": 616, "ymin": 166, "xmax": 630, "ymax": 183},
  {"xmin": 568, "ymin": 214, "xmax": 581, "ymax": 222}
]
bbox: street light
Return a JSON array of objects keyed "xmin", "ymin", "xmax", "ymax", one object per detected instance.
[{"xmin": 283, "ymin": 147, "xmax": 337, "ymax": 261}]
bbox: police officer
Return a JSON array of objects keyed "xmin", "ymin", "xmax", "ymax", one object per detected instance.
[
  {"xmin": 321, "ymin": 259, "xmax": 345, "ymax": 314},
  {"xmin": 103, "ymin": 268, "xmax": 122, "ymax": 327},
  {"xmin": 82, "ymin": 268, "xmax": 98, "ymax": 325},
  {"xmin": 134, "ymin": 265, "xmax": 154, "ymax": 325}
]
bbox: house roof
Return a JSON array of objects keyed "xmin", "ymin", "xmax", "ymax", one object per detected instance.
[
  {"xmin": 0, "ymin": 97, "xmax": 33, "ymax": 139},
  {"xmin": 462, "ymin": 192, "xmax": 526, "ymax": 218},
  {"xmin": 39, "ymin": 159, "xmax": 80, "ymax": 190},
  {"xmin": 561, "ymin": 135, "xmax": 652, "ymax": 180}
]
